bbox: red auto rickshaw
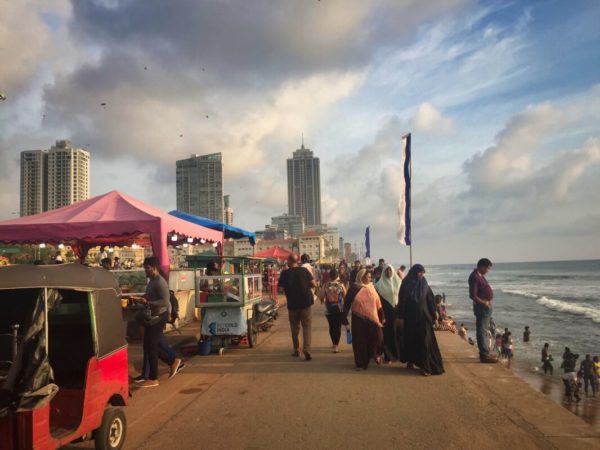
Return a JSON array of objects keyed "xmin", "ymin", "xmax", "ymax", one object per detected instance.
[{"xmin": 0, "ymin": 264, "xmax": 129, "ymax": 449}]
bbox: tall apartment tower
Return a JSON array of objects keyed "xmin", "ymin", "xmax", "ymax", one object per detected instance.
[
  {"xmin": 47, "ymin": 140, "xmax": 90, "ymax": 211},
  {"xmin": 223, "ymin": 194, "xmax": 233, "ymax": 225},
  {"xmin": 287, "ymin": 141, "xmax": 321, "ymax": 226},
  {"xmin": 20, "ymin": 150, "xmax": 47, "ymax": 216},
  {"xmin": 176, "ymin": 153, "xmax": 223, "ymax": 222},
  {"xmin": 20, "ymin": 140, "xmax": 90, "ymax": 216}
]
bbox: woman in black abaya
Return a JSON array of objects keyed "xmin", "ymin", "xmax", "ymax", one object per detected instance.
[{"xmin": 396, "ymin": 264, "xmax": 444, "ymax": 376}]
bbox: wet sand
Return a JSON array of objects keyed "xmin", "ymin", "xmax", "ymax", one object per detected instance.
[{"xmin": 511, "ymin": 361, "xmax": 599, "ymax": 429}]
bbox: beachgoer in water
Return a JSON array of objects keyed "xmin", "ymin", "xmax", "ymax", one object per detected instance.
[
  {"xmin": 494, "ymin": 334, "xmax": 502, "ymax": 357},
  {"xmin": 593, "ymin": 356, "xmax": 600, "ymax": 393},
  {"xmin": 343, "ymin": 269, "xmax": 384, "ymax": 370},
  {"xmin": 395, "ymin": 264, "xmax": 444, "ymax": 376},
  {"xmin": 501, "ymin": 328, "xmax": 509, "ymax": 359},
  {"xmin": 468, "ymin": 258, "xmax": 497, "ymax": 363},
  {"xmin": 541, "ymin": 343, "xmax": 553, "ymax": 375},
  {"xmin": 523, "ymin": 326, "xmax": 530, "ymax": 343},
  {"xmin": 580, "ymin": 354, "xmax": 597, "ymax": 397},
  {"xmin": 503, "ymin": 332, "xmax": 514, "ymax": 361},
  {"xmin": 374, "ymin": 264, "xmax": 401, "ymax": 362},
  {"xmin": 561, "ymin": 347, "xmax": 579, "ymax": 373}
]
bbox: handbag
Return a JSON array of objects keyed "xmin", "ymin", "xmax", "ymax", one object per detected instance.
[{"xmin": 345, "ymin": 327, "xmax": 352, "ymax": 344}]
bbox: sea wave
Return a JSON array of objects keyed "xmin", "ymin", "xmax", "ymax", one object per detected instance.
[
  {"xmin": 502, "ymin": 289, "xmax": 600, "ymax": 323},
  {"xmin": 502, "ymin": 289, "xmax": 538, "ymax": 299}
]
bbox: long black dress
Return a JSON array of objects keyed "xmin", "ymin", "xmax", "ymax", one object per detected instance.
[
  {"xmin": 397, "ymin": 273, "xmax": 444, "ymax": 375},
  {"xmin": 379, "ymin": 295, "xmax": 398, "ymax": 361}
]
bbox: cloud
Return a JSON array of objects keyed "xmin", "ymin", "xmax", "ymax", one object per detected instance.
[
  {"xmin": 463, "ymin": 103, "xmax": 564, "ymax": 192},
  {"xmin": 413, "ymin": 102, "xmax": 454, "ymax": 133}
]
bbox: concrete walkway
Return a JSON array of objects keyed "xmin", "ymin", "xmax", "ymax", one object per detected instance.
[{"xmin": 70, "ymin": 302, "xmax": 600, "ymax": 450}]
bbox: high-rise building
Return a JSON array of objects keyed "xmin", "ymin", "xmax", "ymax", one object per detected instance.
[
  {"xmin": 46, "ymin": 140, "xmax": 90, "ymax": 211},
  {"xmin": 176, "ymin": 153, "xmax": 223, "ymax": 222},
  {"xmin": 224, "ymin": 194, "xmax": 233, "ymax": 225},
  {"xmin": 20, "ymin": 150, "xmax": 47, "ymax": 216},
  {"xmin": 344, "ymin": 242, "xmax": 352, "ymax": 261},
  {"xmin": 20, "ymin": 140, "xmax": 90, "ymax": 216},
  {"xmin": 287, "ymin": 141, "xmax": 321, "ymax": 226},
  {"xmin": 271, "ymin": 213, "xmax": 304, "ymax": 237}
]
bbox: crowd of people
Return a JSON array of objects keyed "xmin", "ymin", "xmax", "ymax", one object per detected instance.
[{"xmin": 278, "ymin": 255, "xmax": 447, "ymax": 376}]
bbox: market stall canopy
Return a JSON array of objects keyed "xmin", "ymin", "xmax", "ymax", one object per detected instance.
[
  {"xmin": 253, "ymin": 246, "xmax": 293, "ymax": 261},
  {"xmin": 168, "ymin": 210, "xmax": 256, "ymax": 245},
  {"xmin": 0, "ymin": 191, "xmax": 222, "ymax": 274}
]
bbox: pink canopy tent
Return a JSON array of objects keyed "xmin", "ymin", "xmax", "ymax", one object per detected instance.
[
  {"xmin": 254, "ymin": 246, "xmax": 294, "ymax": 261},
  {"xmin": 0, "ymin": 190, "xmax": 223, "ymax": 275}
]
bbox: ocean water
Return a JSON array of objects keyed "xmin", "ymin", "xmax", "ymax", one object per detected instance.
[{"xmin": 424, "ymin": 260, "xmax": 600, "ymax": 367}]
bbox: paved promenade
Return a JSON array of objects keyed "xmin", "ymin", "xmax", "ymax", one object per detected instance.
[{"xmin": 70, "ymin": 302, "xmax": 599, "ymax": 450}]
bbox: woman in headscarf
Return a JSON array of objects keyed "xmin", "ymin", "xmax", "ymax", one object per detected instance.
[
  {"xmin": 396, "ymin": 264, "xmax": 444, "ymax": 376},
  {"xmin": 375, "ymin": 264, "xmax": 401, "ymax": 362},
  {"xmin": 343, "ymin": 269, "xmax": 384, "ymax": 370}
]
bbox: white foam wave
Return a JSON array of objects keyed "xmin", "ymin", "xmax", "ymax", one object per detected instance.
[
  {"xmin": 536, "ymin": 296, "xmax": 600, "ymax": 323},
  {"xmin": 502, "ymin": 289, "xmax": 600, "ymax": 323},
  {"xmin": 502, "ymin": 289, "xmax": 539, "ymax": 299}
]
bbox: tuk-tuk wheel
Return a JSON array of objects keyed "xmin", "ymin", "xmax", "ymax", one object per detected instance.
[
  {"xmin": 94, "ymin": 406, "xmax": 126, "ymax": 450},
  {"xmin": 247, "ymin": 318, "xmax": 257, "ymax": 348}
]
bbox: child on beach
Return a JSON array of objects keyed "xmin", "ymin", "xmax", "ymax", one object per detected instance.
[
  {"xmin": 458, "ymin": 323, "xmax": 468, "ymax": 341},
  {"xmin": 494, "ymin": 334, "xmax": 503, "ymax": 357},
  {"xmin": 503, "ymin": 332, "xmax": 514, "ymax": 361}
]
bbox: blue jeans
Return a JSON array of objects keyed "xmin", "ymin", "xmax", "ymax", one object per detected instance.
[
  {"xmin": 473, "ymin": 304, "xmax": 492, "ymax": 359},
  {"xmin": 142, "ymin": 332, "xmax": 178, "ymax": 378}
]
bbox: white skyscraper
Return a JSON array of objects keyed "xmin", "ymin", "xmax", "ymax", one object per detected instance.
[
  {"xmin": 20, "ymin": 140, "xmax": 90, "ymax": 216},
  {"xmin": 46, "ymin": 140, "xmax": 90, "ymax": 211}
]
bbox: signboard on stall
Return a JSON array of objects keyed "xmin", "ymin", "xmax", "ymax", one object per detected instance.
[{"xmin": 201, "ymin": 308, "xmax": 247, "ymax": 336}]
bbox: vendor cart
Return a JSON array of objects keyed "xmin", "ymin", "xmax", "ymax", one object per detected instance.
[{"xmin": 187, "ymin": 256, "xmax": 265, "ymax": 354}]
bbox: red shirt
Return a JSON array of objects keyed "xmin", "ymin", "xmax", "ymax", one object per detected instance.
[{"xmin": 468, "ymin": 269, "xmax": 493, "ymax": 302}]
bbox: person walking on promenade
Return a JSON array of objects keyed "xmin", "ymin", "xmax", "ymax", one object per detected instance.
[
  {"xmin": 541, "ymin": 343, "xmax": 554, "ymax": 375},
  {"xmin": 469, "ymin": 258, "xmax": 497, "ymax": 363},
  {"xmin": 395, "ymin": 264, "xmax": 444, "ymax": 376},
  {"xmin": 375, "ymin": 264, "xmax": 401, "ymax": 362},
  {"xmin": 580, "ymin": 354, "xmax": 597, "ymax": 397},
  {"xmin": 397, "ymin": 265, "xmax": 406, "ymax": 280},
  {"xmin": 343, "ymin": 269, "xmax": 384, "ymax": 370},
  {"xmin": 338, "ymin": 263, "xmax": 350, "ymax": 290},
  {"xmin": 136, "ymin": 257, "xmax": 182, "ymax": 388},
  {"xmin": 349, "ymin": 260, "xmax": 361, "ymax": 284},
  {"xmin": 278, "ymin": 254, "xmax": 316, "ymax": 361},
  {"xmin": 319, "ymin": 268, "xmax": 347, "ymax": 353}
]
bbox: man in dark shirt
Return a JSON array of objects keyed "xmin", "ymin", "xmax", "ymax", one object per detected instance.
[
  {"xmin": 278, "ymin": 254, "xmax": 316, "ymax": 360},
  {"xmin": 136, "ymin": 257, "xmax": 181, "ymax": 387},
  {"xmin": 349, "ymin": 260, "xmax": 361, "ymax": 284},
  {"xmin": 469, "ymin": 258, "xmax": 497, "ymax": 363}
]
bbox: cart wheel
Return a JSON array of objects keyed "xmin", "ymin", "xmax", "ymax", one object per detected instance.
[
  {"xmin": 247, "ymin": 318, "xmax": 257, "ymax": 348},
  {"xmin": 218, "ymin": 347, "xmax": 225, "ymax": 356},
  {"xmin": 94, "ymin": 406, "xmax": 126, "ymax": 450}
]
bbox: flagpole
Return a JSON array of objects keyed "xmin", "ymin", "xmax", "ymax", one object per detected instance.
[{"xmin": 409, "ymin": 144, "xmax": 413, "ymax": 268}]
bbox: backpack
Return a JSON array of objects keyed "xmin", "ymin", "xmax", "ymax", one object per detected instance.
[
  {"xmin": 169, "ymin": 290, "xmax": 179, "ymax": 323},
  {"xmin": 324, "ymin": 282, "xmax": 343, "ymax": 314}
]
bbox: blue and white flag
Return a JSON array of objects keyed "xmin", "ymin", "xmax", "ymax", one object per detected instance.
[
  {"xmin": 397, "ymin": 134, "xmax": 411, "ymax": 245},
  {"xmin": 365, "ymin": 226, "xmax": 371, "ymax": 258}
]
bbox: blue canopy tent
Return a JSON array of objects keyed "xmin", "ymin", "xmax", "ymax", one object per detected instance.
[{"xmin": 168, "ymin": 210, "xmax": 256, "ymax": 246}]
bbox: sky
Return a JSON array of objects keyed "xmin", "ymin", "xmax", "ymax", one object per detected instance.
[{"xmin": 1, "ymin": 0, "xmax": 599, "ymax": 265}]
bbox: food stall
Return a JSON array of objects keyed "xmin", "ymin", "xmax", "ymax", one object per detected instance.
[{"xmin": 186, "ymin": 255, "xmax": 265, "ymax": 353}]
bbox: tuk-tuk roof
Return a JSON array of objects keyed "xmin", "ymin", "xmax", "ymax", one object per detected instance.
[{"xmin": 0, "ymin": 264, "xmax": 119, "ymax": 291}]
